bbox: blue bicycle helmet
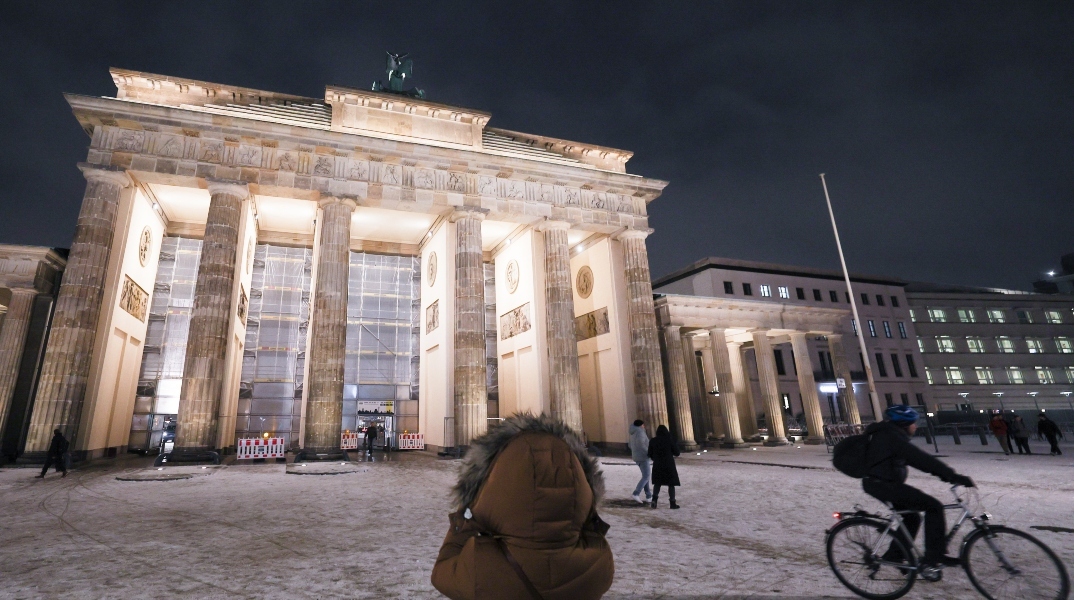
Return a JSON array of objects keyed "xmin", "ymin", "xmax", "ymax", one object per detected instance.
[{"xmin": 885, "ymin": 404, "xmax": 919, "ymax": 424}]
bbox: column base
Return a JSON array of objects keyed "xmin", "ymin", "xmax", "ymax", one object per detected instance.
[
  {"xmin": 803, "ymin": 436, "xmax": 826, "ymax": 445},
  {"xmin": 679, "ymin": 442, "xmax": 700, "ymax": 452},
  {"xmin": 743, "ymin": 435, "xmax": 764, "ymax": 443},
  {"xmin": 294, "ymin": 449, "xmax": 350, "ymax": 463},
  {"xmin": 763, "ymin": 438, "xmax": 792, "ymax": 447},
  {"xmin": 720, "ymin": 441, "xmax": 751, "ymax": 449},
  {"xmin": 155, "ymin": 450, "xmax": 221, "ymax": 466}
]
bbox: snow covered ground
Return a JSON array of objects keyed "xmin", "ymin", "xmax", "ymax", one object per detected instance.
[{"xmin": 1, "ymin": 436, "xmax": 1071, "ymax": 599}]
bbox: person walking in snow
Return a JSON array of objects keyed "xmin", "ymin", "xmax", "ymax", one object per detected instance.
[
  {"xmin": 989, "ymin": 414, "xmax": 1010, "ymax": 455},
  {"xmin": 1010, "ymin": 415, "xmax": 1032, "ymax": 455},
  {"xmin": 628, "ymin": 419, "xmax": 652, "ymax": 504},
  {"xmin": 35, "ymin": 429, "xmax": 68, "ymax": 479},
  {"xmin": 647, "ymin": 425, "xmax": 680, "ymax": 509},
  {"xmin": 365, "ymin": 423, "xmax": 379, "ymax": 454},
  {"xmin": 1037, "ymin": 414, "xmax": 1064, "ymax": 456}
]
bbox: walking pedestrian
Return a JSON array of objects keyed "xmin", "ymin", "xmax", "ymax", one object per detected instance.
[
  {"xmin": 365, "ymin": 422, "xmax": 379, "ymax": 454},
  {"xmin": 628, "ymin": 419, "xmax": 652, "ymax": 504},
  {"xmin": 1037, "ymin": 414, "xmax": 1064, "ymax": 456},
  {"xmin": 1010, "ymin": 415, "xmax": 1032, "ymax": 455},
  {"xmin": 35, "ymin": 429, "xmax": 68, "ymax": 479},
  {"xmin": 647, "ymin": 425, "xmax": 680, "ymax": 509},
  {"xmin": 989, "ymin": 414, "xmax": 1010, "ymax": 455}
]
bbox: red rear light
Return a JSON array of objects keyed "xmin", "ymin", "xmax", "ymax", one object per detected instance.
[{"xmin": 833, "ymin": 512, "xmax": 842, "ymax": 520}]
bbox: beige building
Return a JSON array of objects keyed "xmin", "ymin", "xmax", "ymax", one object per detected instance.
[{"xmin": 17, "ymin": 68, "xmax": 671, "ymax": 461}]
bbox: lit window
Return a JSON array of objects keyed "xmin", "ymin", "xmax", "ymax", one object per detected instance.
[
  {"xmin": 926, "ymin": 369, "xmax": 934, "ymax": 384},
  {"xmin": 937, "ymin": 336, "xmax": 956, "ymax": 353},
  {"xmin": 975, "ymin": 367, "xmax": 994, "ymax": 384},
  {"xmin": 909, "ymin": 309, "xmax": 918, "ymax": 322},
  {"xmin": 996, "ymin": 336, "xmax": 1015, "ymax": 353},
  {"xmin": 1067, "ymin": 367, "xmax": 1074, "ymax": 383},
  {"xmin": 1007, "ymin": 367, "xmax": 1024, "ymax": 384},
  {"xmin": 917, "ymin": 339, "xmax": 926, "ymax": 353},
  {"xmin": 966, "ymin": 337, "xmax": 986, "ymax": 353},
  {"xmin": 957, "ymin": 309, "xmax": 976, "ymax": 323},
  {"xmin": 1016, "ymin": 310, "xmax": 1033, "ymax": 324},
  {"xmin": 897, "ymin": 322, "xmax": 907, "ymax": 339},
  {"xmin": 759, "ymin": 284, "xmax": 771, "ymax": 297},
  {"xmin": 851, "ymin": 319, "xmax": 857, "ymax": 334},
  {"xmin": 1036, "ymin": 367, "xmax": 1054, "ymax": 384},
  {"xmin": 778, "ymin": 286, "xmax": 790, "ymax": 299},
  {"xmin": 1026, "ymin": 339, "xmax": 1044, "ymax": 354},
  {"xmin": 944, "ymin": 367, "xmax": 964, "ymax": 385},
  {"xmin": 882, "ymin": 321, "xmax": 892, "ymax": 338},
  {"xmin": 1057, "ymin": 337, "xmax": 1074, "ymax": 354},
  {"xmin": 867, "ymin": 320, "xmax": 877, "ymax": 337},
  {"xmin": 1045, "ymin": 310, "xmax": 1063, "ymax": 324},
  {"xmin": 988, "ymin": 309, "xmax": 1006, "ymax": 323},
  {"xmin": 928, "ymin": 308, "xmax": 947, "ymax": 322}
]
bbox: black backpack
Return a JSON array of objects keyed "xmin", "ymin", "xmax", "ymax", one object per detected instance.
[{"xmin": 832, "ymin": 433, "xmax": 872, "ymax": 478}]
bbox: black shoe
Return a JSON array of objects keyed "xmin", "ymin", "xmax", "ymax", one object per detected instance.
[
  {"xmin": 919, "ymin": 564, "xmax": 943, "ymax": 582},
  {"xmin": 650, "ymin": 500, "xmax": 657, "ymax": 508},
  {"xmin": 34, "ymin": 474, "xmax": 44, "ymax": 479},
  {"xmin": 669, "ymin": 502, "xmax": 680, "ymax": 509},
  {"xmin": 939, "ymin": 555, "xmax": 962, "ymax": 566}
]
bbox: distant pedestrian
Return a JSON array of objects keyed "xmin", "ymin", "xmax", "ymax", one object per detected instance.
[
  {"xmin": 35, "ymin": 429, "xmax": 68, "ymax": 479},
  {"xmin": 647, "ymin": 425, "xmax": 680, "ymax": 509},
  {"xmin": 365, "ymin": 423, "xmax": 379, "ymax": 453},
  {"xmin": 628, "ymin": 419, "xmax": 652, "ymax": 504},
  {"xmin": 1010, "ymin": 415, "xmax": 1032, "ymax": 455},
  {"xmin": 1037, "ymin": 414, "xmax": 1064, "ymax": 456},
  {"xmin": 989, "ymin": 415, "xmax": 1010, "ymax": 455}
]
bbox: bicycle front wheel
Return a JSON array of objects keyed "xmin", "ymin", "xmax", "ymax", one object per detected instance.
[
  {"xmin": 963, "ymin": 525, "xmax": 1070, "ymax": 600},
  {"xmin": 826, "ymin": 517, "xmax": 916, "ymax": 600}
]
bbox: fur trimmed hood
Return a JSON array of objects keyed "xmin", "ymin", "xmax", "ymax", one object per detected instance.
[{"xmin": 450, "ymin": 412, "xmax": 604, "ymax": 510}]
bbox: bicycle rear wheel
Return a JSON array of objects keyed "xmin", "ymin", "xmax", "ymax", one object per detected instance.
[
  {"xmin": 826, "ymin": 517, "xmax": 916, "ymax": 600},
  {"xmin": 963, "ymin": 525, "xmax": 1070, "ymax": 600}
]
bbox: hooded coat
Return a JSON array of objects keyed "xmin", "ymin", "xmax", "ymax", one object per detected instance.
[
  {"xmin": 431, "ymin": 413, "xmax": 614, "ymax": 600},
  {"xmin": 627, "ymin": 424, "xmax": 649, "ymax": 462},
  {"xmin": 646, "ymin": 425, "xmax": 680, "ymax": 487}
]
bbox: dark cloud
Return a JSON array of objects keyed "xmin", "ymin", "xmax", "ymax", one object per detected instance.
[{"xmin": 1, "ymin": 1, "xmax": 1070, "ymax": 289}]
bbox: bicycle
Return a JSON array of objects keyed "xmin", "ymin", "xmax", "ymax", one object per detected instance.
[{"xmin": 825, "ymin": 485, "xmax": 1069, "ymax": 600}]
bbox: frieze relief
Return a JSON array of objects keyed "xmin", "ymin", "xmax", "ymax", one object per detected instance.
[{"xmin": 118, "ymin": 275, "xmax": 149, "ymax": 322}]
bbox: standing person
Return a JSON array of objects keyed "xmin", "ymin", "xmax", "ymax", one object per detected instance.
[
  {"xmin": 365, "ymin": 422, "xmax": 377, "ymax": 454},
  {"xmin": 1010, "ymin": 415, "xmax": 1032, "ymax": 455},
  {"xmin": 989, "ymin": 414, "xmax": 1010, "ymax": 455},
  {"xmin": 647, "ymin": 425, "xmax": 680, "ymax": 509},
  {"xmin": 35, "ymin": 429, "xmax": 69, "ymax": 479},
  {"xmin": 1038, "ymin": 414, "xmax": 1064, "ymax": 456},
  {"xmin": 628, "ymin": 419, "xmax": 652, "ymax": 504}
]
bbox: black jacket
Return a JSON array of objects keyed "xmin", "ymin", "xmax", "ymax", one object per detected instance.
[
  {"xmin": 48, "ymin": 432, "xmax": 68, "ymax": 457},
  {"xmin": 647, "ymin": 433, "xmax": 680, "ymax": 487},
  {"xmin": 863, "ymin": 422, "xmax": 956, "ymax": 484},
  {"xmin": 1038, "ymin": 419, "xmax": 1063, "ymax": 438}
]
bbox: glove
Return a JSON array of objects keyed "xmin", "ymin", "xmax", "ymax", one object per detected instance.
[{"xmin": 947, "ymin": 474, "xmax": 975, "ymax": 488}]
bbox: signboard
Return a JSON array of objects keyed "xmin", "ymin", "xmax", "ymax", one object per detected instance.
[
  {"xmin": 237, "ymin": 437, "xmax": 286, "ymax": 459},
  {"xmin": 356, "ymin": 400, "xmax": 394, "ymax": 414},
  {"xmin": 341, "ymin": 432, "xmax": 360, "ymax": 450},
  {"xmin": 836, "ymin": 377, "xmax": 847, "ymax": 389},
  {"xmin": 398, "ymin": 433, "xmax": 425, "ymax": 450}
]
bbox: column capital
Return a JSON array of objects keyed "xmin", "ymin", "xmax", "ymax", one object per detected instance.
[
  {"xmin": 78, "ymin": 164, "xmax": 131, "ymax": 188},
  {"xmin": 318, "ymin": 196, "xmax": 358, "ymax": 210},
  {"xmin": 788, "ymin": 331, "xmax": 809, "ymax": 341},
  {"xmin": 535, "ymin": 219, "xmax": 571, "ymax": 232},
  {"xmin": 827, "ymin": 333, "xmax": 843, "ymax": 340},
  {"xmin": 664, "ymin": 324, "xmax": 682, "ymax": 335},
  {"xmin": 206, "ymin": 180, "xmax": 250, "ymax": 199},
  {"xmin": 449, "ymin": 207, "xmax": 488, "ymax": 223},
  {"xmin": 613, "ymin": 228, "xmax": 652, "ymax": 241}
]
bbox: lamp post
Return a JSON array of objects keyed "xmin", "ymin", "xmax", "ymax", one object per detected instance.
[{"xmin": 819, "ymin": 174, "xmax": 881, "ymax": 421}]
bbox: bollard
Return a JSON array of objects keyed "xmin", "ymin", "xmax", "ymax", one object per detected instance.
[{"xmin": 952, "ymin": 426, "xmax": 961, "ymax": 445}]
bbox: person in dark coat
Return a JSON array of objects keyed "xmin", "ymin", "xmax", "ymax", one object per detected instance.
[
  {"xmin": 1010, "ymin": 415, "xmax": 1032, "ymax": 455},
  {"xmin": 863, "ymin": 405, "xmax": 974, "ymax": 578},
  {"xmin": 35, "ymin": 429, "xmax": 68, "ymax": 479},
  {"xmin": 1037, "ymin": 414, "xmax": 1064, "ymax": 456},
  {"xmin": 365, "ymin": 423, "xmax": 379, "ymax": 454},
  {"xmin": 646, "ymin": 425, "xmax": 680, "ymax": 509}
]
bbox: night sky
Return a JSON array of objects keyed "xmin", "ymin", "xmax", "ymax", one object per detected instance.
[{"xmin": 2, "ymin": 2, "xmax": 1071, "ymax": 290}]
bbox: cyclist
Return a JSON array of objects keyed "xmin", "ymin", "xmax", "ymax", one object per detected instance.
[{"xmin": 863, "ymin": 405, "xmax": 975, "ymax": 578}]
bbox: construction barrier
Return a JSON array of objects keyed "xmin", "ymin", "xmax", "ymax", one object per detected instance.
[
  {"xmin": 341, "ymin": 432, "xmax": 360, "ymax": 450},
  {"xmin": 237, "ymin": 437, "xmax": 286, "ymax": 459},
  {"xmin": 823, "ymin": 424, "xmax": 865, "ymax": 453},
  {"xmin": 398, "ymin": 433, "xmax": 425, "ymax": 450}
]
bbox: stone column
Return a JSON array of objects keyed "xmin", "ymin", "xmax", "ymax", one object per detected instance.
[
  {"xmin": 452, "ymin": 209, "xmax": 487, "ymax": 448},
  {"xmin": 729, "ymin": 343, "xmax": 756, "ymax": 438},
  {"xmin": 790, "ymin": 332, "xmax": 825, "ymax": 444},
  {"xmin": 682, "ymin": 334, "xmax": 709, "ymax": 442},
  {"xmin": 538, "ymin": 220, "xmax": 582, "ymax": 432},
  {"xmin": 661, "ymin": 325, "xmax": 697, "ymax": 450},
  {"xmin": 303, "ymin": 198, "xmax": 356, "ymax": 454},
  {"xmin": 708, "ymin": 328, "xmax": 746, "ymax": 447},
  {"xmin": 828, "ymin": 334, "xmax": 861, "ymax": 425},
  {"xmin": 752, "ymin": 331, "xmax": 790, "ymax": 445},
  {"xmin": 615, "ymin": 229, "xmax": 669, "ymax": 429},
  {"xmin": 173, "ymin": 182, "xmax": 248, "ymax": 453},
  {"xmin": 698, "ymin": 343, "xmax": 726, "ymax": 440},
  {"xmin": 0, "ymin": 289, "xmax": 36, "ymax": 442},
  {"xmin": 26, "ymin": 166, "xmax": 130, "ymax": 453}
]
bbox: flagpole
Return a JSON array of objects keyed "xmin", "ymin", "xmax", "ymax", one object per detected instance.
[{"xmin": 820, "ymin": 173, "xmax": 882, "ymax": 422}]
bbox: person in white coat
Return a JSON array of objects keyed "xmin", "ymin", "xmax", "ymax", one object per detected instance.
[{"xmin": 628, "ymin": 419, "xmax": 652, "ymax": 503}]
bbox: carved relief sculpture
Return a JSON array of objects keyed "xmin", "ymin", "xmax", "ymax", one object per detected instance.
[
  {"xmin": 575, "ymin": 307, "xmax": 610, "ymax": 341},
  {"xmin": 426, "ymin": 299, "xmax": 439, "ymax": 333},
  {"xmin": 505, "ymin": 260, "xmax": 520, "ymax": 294},
  {"xmin": 237, "ymin": 286, "xmax": 248, "ymax": 325},
  {"xmin": 575, "ymin": 266, "xmax": 594, "ymax": 299},
  {"xmin": 138, "ymin": 226, "xmax": 152, "ymax": 267},
  {"xmin": 500, "ymin": 303, "xmax": 532, "ymax": 340},
  {"xmin": 118, "ymin": 275, "xmax": 149, "ymax": 322},
  {"xmin": 427, "ymin": 252, "xmax": 437, "ymax": 286}
]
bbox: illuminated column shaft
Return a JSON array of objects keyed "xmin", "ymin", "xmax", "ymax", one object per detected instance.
[
  {"xmin": 790, "ymin": 332, "xmax": 825, "ymax": 444},
  {"xmin": 729, "ymin": 342, "xmax": 758, "ymax": 439},
  {"xmin": 173, "ymin": 182, "xmax": 247, "ymax": 452},
  {"xmin": 707, "ymin": 328, "xmax": 745, "ymax": 446},
  {"xmin": 662, "ymin": 325, "xmax": 697, "ymax": 449},
  {"xmin": 616, "ymin": 229, "xmax": 669, "ymax": 429},
  {"xmin": 828, "ymin": 334, "xmax": 861, "ymax": 424},
  {"xmin": 303, "ymin": 198, "xmax": 355, "ymax": 453},
  {"xmin": 452, "ymin": 209, "xmax": 487, "ymax": 448},
  {"xmin": 26, "ymin": 166, "xmax": 130, "ymax": 452},
  {"xmin": 0, "ymin": 289, "xmax": 37, "ymax": 442},
  {"xmin": 540, "ymin": 221, "xmax": 583, "ymax": 432},
  {"xmin": 752, "ymin": 330, "xmax": 789, "ymax": 445}
]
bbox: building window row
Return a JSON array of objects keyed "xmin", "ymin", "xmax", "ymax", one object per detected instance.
[
  {"xmin": 929, "ymin": 366, "xmax": 1074, "ymax": 386},
  {"xmin": 913, "ymin": 307, "xmax": 1070, "ymax": 324},
  {"xmin": 725, "ymin": 281, "xmax": 901, "ymax": 308},
  {"xmin": 865, "ymin": 352, "xmax": 919, "ymax": 379},
  {"xmin": 920, "ymin": 335, "xmax": 1074, "ymax": 354}
]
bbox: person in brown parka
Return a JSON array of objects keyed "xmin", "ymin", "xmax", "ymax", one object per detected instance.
[{"xmin": 431, "ymin": 412, "xmax": 614, "ymax": 600}]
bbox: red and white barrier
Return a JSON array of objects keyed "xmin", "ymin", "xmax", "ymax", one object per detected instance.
[
  {"xmin": 341, "ymin": 432, "xmax": 360, "ymax": 450},
  {"xmin": 237, "ymin": 437, "xmax": 286, "ymax": 459},
  {"xmin": 398, "ymin": 433, "xmax": 425, "ymax": 450}
]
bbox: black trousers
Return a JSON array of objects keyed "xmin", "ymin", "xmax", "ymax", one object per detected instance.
[
  {"xmin": 40, "ymin": 454, "xmax": 66, "ymax": 476},
  {"xmin": 1013, "ymin": 437, "xmax": 1031, "ymax": 454},
  {"xmin": 652, "ymin": 485, "xmax": 676, "ymax": 502},
  {"xmin": 1044, "ymin": 434, "xmax": 1062, "ymax": 455},
  {"xmin": 863, "ymin": 478, "xmax": 946, "ymax": 563}
]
